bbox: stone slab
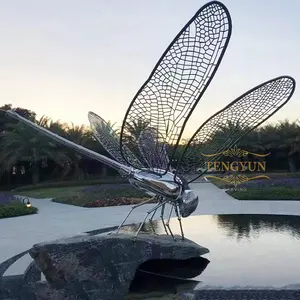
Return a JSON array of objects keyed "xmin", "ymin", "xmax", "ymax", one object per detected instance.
[{"xmin": 28, "ymin": 232, "xmax": 209, "ymax": 299}]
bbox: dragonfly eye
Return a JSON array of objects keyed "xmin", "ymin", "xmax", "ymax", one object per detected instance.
[{"xmin": 179, "ymin": 190, "xmax": 199, "ymax": 218}]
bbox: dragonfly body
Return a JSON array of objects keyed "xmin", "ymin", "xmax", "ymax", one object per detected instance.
[
  {"xmin": 128, "ymin": 169, "xmax": 199, "ymax": 218},
  {"xmin": 129, "ymin": 169, "xmax": 181, "ymax": 199}
]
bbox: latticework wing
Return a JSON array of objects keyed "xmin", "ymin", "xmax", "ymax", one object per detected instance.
[
  {"xmin": 88, "ymin": 111, "xmax": 144, "ymax": 168},
  {"xmin": 120, "ymin": 1, "xmax": 232, "ymax": 173},
  {"xmin": 138, "ymin": 127, "xmax": 169, "ymax": 171},
  {"xmin": 175, "ymin": 76, "xmax": 296, "ymax": 182}
]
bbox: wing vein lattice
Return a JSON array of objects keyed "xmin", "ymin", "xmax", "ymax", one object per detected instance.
[
  {"xmin": 175, "ymin": 76, "xmax": 296, "ymax": 182},
  {"xmin": 138, "ymin": 127, "xmax": 169, "ymax": 171},
  {"xmin": 120, "ymin": 1, "xmax": 232, "ymax": 173},
  {"xmin": 88, "ymin": 112, "xmax": 144, "ymax": 168}
]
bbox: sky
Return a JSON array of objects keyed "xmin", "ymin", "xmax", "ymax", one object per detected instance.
[{"xmin": 0, "ymin": 0, "xmax": 299, "ymax": 138}]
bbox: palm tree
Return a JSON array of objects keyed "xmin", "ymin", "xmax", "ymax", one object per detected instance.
[
  {"xmin": 123, "ymin": 118, "xmax": 150, "ymax": 144},
  {"xmin": 202, "ymin": 122, "xmax": 248, "ymax": 168},
  {"xmin": 0, "ymin": 119, "xmax": 70, "ymax": 184},
  {"xmin": 63, "ymin": 123, "xmax": 97, "ymax": 178},
  {"xmin": 122, "ymin": 118, "xmax": 150, "ymax": 162},
  {"xmin": 259, "ymin": 120, "xmax": 300, "ymax": 172}
]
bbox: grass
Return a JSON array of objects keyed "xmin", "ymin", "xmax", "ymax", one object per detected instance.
[
  {"xmin": 208, "ymin": 177, "xmax": 231, "ymax": 189},
  {"xmin": 12, "ymin": 177, "xmax": 127, "ymax": 192},
  {"xmin": 228, "ymin": 186, "xmax": 300, "ymax": 200},
  {"xmin": 53, "ymin": 192, "xmax": 99, "ymax": 206},
  {"xmin": 53, "ymin": 184, "xmax": 151, "ymax": 207},
  {"xmin": 17, "ymin": 183, "xmax": 151, "ymax": 207},
  {"xmin": 209, "ymin": 172, "xmax": 300, "ymax": 200},
  {"xmin": 209, "ymin": 172, "xmax": 300, "ymax": 189},
  {"xmin": 12, "ymin": 178, "xmax": 136, "ymax": 207},
  {"xmin": 17, "ymin": 185, "xmax": 86, "ymax": 199}
]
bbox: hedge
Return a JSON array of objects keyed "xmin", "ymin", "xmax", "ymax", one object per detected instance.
[
  {"xmin": 227, "ymin": 187, "xmax": 300, "ymax": 200},
  {"xmin": 0, "ymin": 204, "xmax": 38, "ymax": 219}
]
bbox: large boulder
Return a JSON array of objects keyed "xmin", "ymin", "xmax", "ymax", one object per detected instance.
[{"xmin": 29, "ymin": 232, "xmax": 209, "ymax": 299}]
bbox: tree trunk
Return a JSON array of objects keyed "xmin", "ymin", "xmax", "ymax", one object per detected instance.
[
  {"xmin": 32, "ymin": 163, "xmax": 40, "ymax": 184},
  {"xmin": 61, "ymin": 162, "xmax": 71, "ymax": 179},
  {"xmin": 73, "ymin": 163, "xmax": 84, "ymax": 180},
  {"xmin": 6, "ymin": 169, "xmax": 11, "ymax": 185},
  {"xmin": 288, "ymin": 155, "xmax": 296, "ymax": 172},
  {"xmin": 101, "ymin": 165, "xmax": 108, "ymax": 177}
]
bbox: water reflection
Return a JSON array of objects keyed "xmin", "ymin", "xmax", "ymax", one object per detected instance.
[
  {"xmin": 215, "ymin": 214, "xmax": 300, "ymax": 241},
  {"xmin": 125, "ymin": 214, "xmax": 300, "ymax": 242},
  {"xmin": 120, "ymin": 214, "xmax": 300, "ymax": 287}
]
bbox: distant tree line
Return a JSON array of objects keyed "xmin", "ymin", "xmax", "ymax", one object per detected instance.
[{"xmin": 0, "ymin": 104, "xmax": 300, "ymax": 189}]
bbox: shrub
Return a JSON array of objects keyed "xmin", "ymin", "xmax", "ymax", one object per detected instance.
[
  {"xmin": 0, "ymin": 192, "xmax": 38, "ymax": 218},
  {"xmin": 0, "ymin": 204, "xmax": 38, "ymax": 219},
  {"xmin": 82, "ymin": 184, "xmax": 148, "ymax": 197},
  {"xmin": 12, "ymin": 177, "xmax": 127, "ymax": 192},
  {"xmin": 228, "ymin": 186, "xmax": 300, "ymax": 200},
  {"xmin": 239, "ymin": 178, "xmax": 300, "ymax": 189},
  {"xmin": 0, "ymin": 192, "xmax": 17, "ymax": 205}
]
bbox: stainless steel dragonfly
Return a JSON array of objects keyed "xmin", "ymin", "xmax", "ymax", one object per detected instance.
[{"xmin": 5, "ymin": 1, "xmax": 296, "ymax": 240}]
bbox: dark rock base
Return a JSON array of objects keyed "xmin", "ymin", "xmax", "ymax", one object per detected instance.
[{"xmin": 28, "ymin": 232, "xmax": 209, "ymax": 299}]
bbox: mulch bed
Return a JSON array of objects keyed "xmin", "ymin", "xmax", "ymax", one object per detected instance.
[{"xmin": 83, "ymin": 197, "xmax": 157, "ymax": 207}]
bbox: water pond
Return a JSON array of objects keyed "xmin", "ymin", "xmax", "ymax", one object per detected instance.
[{"xmin": 122, "ymin": 214, "xmax": 300, "ymax": 289}]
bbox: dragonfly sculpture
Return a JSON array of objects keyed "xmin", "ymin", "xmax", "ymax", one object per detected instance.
[{"xmin": 5, "ymin": 1, "xmax": 296, "ymax": 240}]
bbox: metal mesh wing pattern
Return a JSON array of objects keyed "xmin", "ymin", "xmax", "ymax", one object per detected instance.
[
  {"xmin": 175, "ymin": 76, "xmax": 296, "ymax": 183},
  {"xmin": 138, "ymin": 127, "xmax": 170, "ymax": 171},
  {"xmin": 120, "ymin": 1, "xmax": 232, "ymax": 173},
  {"xmin": 88, "ymin": 112, "xmax": 144, "ymax": 168}
]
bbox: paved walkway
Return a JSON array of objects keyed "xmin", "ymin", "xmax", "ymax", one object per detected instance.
[{"xmin": 2, "ymin": 182, "xmax": 300, "ymax": 275}]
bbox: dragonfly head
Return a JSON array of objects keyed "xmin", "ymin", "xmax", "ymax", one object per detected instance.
[{"xmin": 178, "ymin": 189, "xmax": 199, "ymax": 218}]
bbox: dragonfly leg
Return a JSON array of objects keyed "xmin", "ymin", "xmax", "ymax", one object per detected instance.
[
  {"xmin": 113, "ymin": 196, "xmax": 157, "ymax": 234},
  {"xmin": 148, "ymin": 207, "xmax": 158, "ymax": 235},
  {"xmin": 165, "ymin": 204, "xmax": 175, "ymax": 240},
  {"xmin": 134, "ymin": 200, "xmax": 168, "ymax": 239},
  {"xmin": 175, "ymin": 203, "xmax": 184, "ymax": 240},
  {"xmin": 160, "ymin": 203, "xmax": 169, "ymax": 235}
]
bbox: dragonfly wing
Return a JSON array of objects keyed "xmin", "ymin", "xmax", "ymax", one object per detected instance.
[
  {"xmin": 175, "ymin": 76, "xmax": 296, "ymax": 182},
  {"xmin": 120, "ymin": 1, "xmax": 232, "ymax": 173},
  {"xmin": 138, "ymin": 127, "xmax": 170, "ymax": 171},
  {"xmin": 88, "ymin": 111, "xmax": 144, "ymax": 168}
]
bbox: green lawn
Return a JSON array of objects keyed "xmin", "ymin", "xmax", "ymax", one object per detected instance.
[
  {"xmin": 208, "ymin": 177, "xmax": 232, "ymax": 189},
  {"xmin": 227, "ymin": 187, "xmax": 300, "ymax": 200},
  {"xmin": 209, "ymin": 172, "xmax": 300, "ymax": 200},
  {"xmin": 209, "ymin": 172, "xmax": 300, "ymax": 189},
  {"xmin": 17, "ymin": 185, "xmax": 86, "ymax": 199},
  {"xmin": 17, "ymin": 183, "xmax": 151, "ymax": 207}
]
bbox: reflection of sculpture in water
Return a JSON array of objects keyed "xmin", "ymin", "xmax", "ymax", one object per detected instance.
[
  {"xmin": 121, "ymin": 220, "xmax": 162, "ymax": 235},
  {"xmin": 216, "ymin": 214, "xmax": 300, "ymax": 240}
]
